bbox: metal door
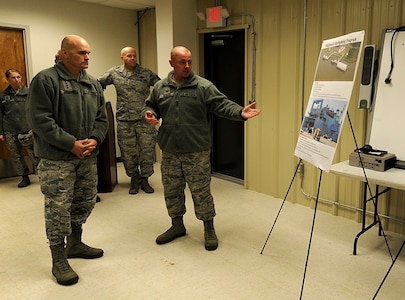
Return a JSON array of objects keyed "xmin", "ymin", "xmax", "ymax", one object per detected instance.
[{"xmin": 204, "ymin": 29, "xmax": 245, "ymax": 181}]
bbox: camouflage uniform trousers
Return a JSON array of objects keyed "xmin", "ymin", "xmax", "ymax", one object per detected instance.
[
  {"xmin": 161, "ymin": 149, "xmax": 216, "ymax": 221},
  {"xmin": 4, "ymin": 132, "xmax": 37, "ymax": 176},
  {"xmin": 117, "ymin": 120, "xmax": 157, "ymax": 178},
  {"xmin": 37, "ymin": 157, "xmax": 98, "ymax": 246}
]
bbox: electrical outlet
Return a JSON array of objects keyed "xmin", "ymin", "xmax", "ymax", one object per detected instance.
[{"xmin": 299, "ymin": 162, "xmax": 304, "ymax": 176}]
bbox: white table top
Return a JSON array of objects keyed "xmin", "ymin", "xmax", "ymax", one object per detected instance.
[{"xmin": 330, "ymin": 160, "xmax": 405, "ymax": 191}]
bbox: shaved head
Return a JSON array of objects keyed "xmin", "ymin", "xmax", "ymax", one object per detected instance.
[
  {"xmin": 120, "ymin": 46, "xmax": 138, "ymax": 71},
  {"xmin": 169, "ymin": 46, "xmax": 192, "ymax": 82},
  {"xmin": 60, "ymin": 35, "xmax": 91, "ymax": 75},
  {"xmin": 170, "ymin": 46, "xmax": 191, "ymax": 60}
]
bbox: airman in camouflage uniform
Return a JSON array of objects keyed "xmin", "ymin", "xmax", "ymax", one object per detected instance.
[
  {"xmin": 143, "ymin": 46, "xmax": 261, "ymax": 251},
  {"xmin": 26, "ymin": 35, "xmax": 108, "ymax": 286},
  {"xmin": 98, "ymin": 47, "xmax": 160, "ymax": 195},
  {"xmin": 0, "ymin": 69, "xmax": 37, "ymax": 188}
]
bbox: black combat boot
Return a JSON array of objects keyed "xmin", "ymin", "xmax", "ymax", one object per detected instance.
[
  {"xmin": 129, "ymin": 175, "xmax": 140, "ymax": 194},
  {"xmin": 50, "ymin": 244, "xmax": 79, "ymax": 286},
  {"xmin": 18, "ymin": 175, "xmax": 30, "ymax": 188},
  {"xmin": 156, "ymin": 216, "xmax": 186, "ymax": 244},
  {"xmin": 204, "ymin": 219, "xmax": 218, "ymax": 251},
  {"xmin": 66, "ymin": 227, "xmax": 104, "ymax": 259},
  {"xmin": 140, "ymin": 177, "xmax": 154, "ymax": 193}
]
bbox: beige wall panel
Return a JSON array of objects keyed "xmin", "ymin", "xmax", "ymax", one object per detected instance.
[
  {"xmin": 276, "ymin": 0, "xmax": 305, "ymax": 203},
  {"xmin": 254, "ymin": 0, "xmax": 282, "ymax": 196},
  {"xmin": 388, "ymin": 190, "xmax": 405, "ymax": 233},
  {"xmin": 138, "ymin": 9, "xmax": 158, "ymax": 74}
]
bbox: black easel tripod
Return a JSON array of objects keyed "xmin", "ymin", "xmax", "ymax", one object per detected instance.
[{"xmin": 260, "ymin": 157, "xmax": 323, "ymax": 300}]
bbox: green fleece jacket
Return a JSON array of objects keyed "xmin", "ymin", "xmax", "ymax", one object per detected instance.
[
  {"xmin": 0, "ymin": 84, "xmax": 30, "ymax": 134},
  {"xmin": 143, "ymin": 71, "xmax": 245, "ymax": 153},
  {"xmin": 26, "ymin": 62, "xmax": 108, "ymax": 160}
]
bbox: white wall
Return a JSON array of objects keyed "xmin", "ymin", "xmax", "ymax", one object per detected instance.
[
  {"xmin": 155, "ymin": 0, "xmax": 197, "ymax": 78},
  {"xmin": 0, "ymin": 0, "xmax": 139, "ymax": 103},
  {"xmin": 0, "ymin": 0, "xmax": 142, "ymax": 158},
  {"xmin": 155, "ymin": 0, "xmax": 174, "ymax": 77},
  {"xmin": 172, "ymin": 0, "xmax": 197, "ymax": 58}
]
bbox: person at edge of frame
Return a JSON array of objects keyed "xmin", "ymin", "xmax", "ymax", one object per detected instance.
[{"xmin": 0, "ymin": 68, "xmax": 38, "ymax": 188}]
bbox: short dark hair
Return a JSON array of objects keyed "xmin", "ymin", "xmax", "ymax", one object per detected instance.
[{"xmin": 5, "ymin": 68, "xmax": 21, "ymax": 78}]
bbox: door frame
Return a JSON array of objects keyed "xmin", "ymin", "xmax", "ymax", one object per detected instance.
[
  {"xmin": 0, "ymin": 23, "xmax": 33, "ymax": 83},
  {"xmin": 197, "ymin": 25, "xmax": 249, "ymax": 184}
]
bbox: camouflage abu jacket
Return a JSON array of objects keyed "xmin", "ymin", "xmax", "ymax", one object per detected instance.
[{"xmin": 98, "ymin": 64, "xmax": 160, "ymax": 122}]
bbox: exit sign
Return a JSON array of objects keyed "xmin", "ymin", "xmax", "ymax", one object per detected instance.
[{"xmin": 206, "ymin": 6, "xmax": 226, "ymax": 28}]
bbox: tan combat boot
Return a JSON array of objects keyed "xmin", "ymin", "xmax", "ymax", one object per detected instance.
[
  {"xmin": 156, "ymin": 216, "xmax": 186, "ymax": 244},
  {"xmin": 50, "ymin": 244, "xmax": 79, "ymax": 285}
]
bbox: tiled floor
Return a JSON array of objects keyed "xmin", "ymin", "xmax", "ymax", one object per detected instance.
[{"xmin": 0, "ymin": 162, "xmax": 404, "ymax": 299}]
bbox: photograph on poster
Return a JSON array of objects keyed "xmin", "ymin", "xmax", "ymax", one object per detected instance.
[
  {"xmin": 299, "ymin": 97, "xmax": 347, "ymax": 148},
  {"xmin": 315, "ymin": 42, "xmax": 362, "ymax": 82}
]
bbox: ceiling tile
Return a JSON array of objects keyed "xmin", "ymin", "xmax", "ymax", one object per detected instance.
[{"xmin": 76, "ymin": 0, "xmax": 155, "ymax": 10}]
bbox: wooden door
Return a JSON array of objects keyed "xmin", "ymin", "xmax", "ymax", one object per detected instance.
[{"xmin": 0, "ymin": 27, "xmax": 28, "ymax": 159}]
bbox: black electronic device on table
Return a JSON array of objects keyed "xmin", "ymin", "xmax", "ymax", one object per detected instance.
[{"xmin": 354, "ymin": 144, "xmax": 388, "ymax": 156}]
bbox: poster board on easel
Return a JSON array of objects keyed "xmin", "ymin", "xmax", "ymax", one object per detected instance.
[
  {"xmin": 294, "ymin": 31, "xmax": 365, "ymax": 172},
  {"xmin": 369, "ymin": 28, "xmax": 405, "ymax": 161}
]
